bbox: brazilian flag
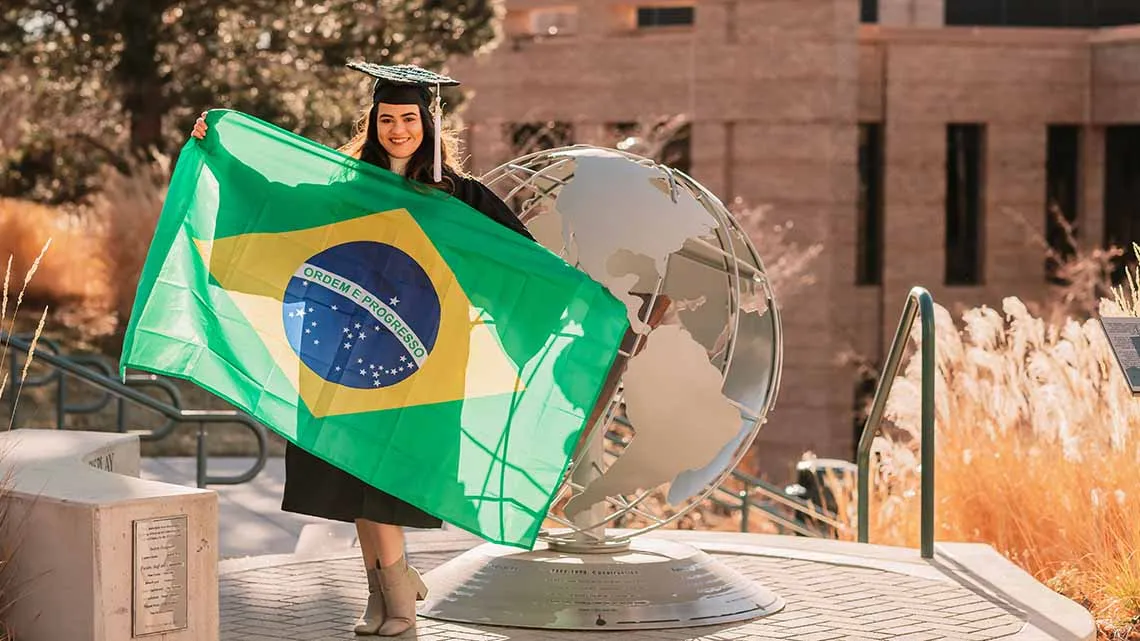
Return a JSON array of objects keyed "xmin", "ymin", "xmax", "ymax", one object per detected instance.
[{"xmin": 120, "ymin": 110, "xmax": 628, "ymax": 549}]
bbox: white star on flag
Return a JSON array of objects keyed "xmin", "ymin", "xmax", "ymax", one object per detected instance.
[{"xmin": 389, "ymin": 296, "xmax": 400, "ymax": 305}]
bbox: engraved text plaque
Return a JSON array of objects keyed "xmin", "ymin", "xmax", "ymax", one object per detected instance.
[
  {"xmin": 1100, "ymin": 317, "xmax": 1140, "ymax": 395},
  {"xmin": 132, "ymin": 515, "xmax": 189, "ymax": 637}
]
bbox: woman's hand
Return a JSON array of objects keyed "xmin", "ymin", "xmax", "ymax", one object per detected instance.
[{"xmin": 190, "ymin": 111, "xmax": 208, "ymax": 140}]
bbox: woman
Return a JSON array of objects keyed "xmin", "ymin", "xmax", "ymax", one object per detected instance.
[{"xmin": 191, "ymin": 62, "xmax": 533, "ymax": 637}]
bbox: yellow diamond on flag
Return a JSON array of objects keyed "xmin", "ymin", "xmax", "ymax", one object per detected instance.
[{"xmin": 194, "ymin": 208, "xmax": 523, "ymax": 418}]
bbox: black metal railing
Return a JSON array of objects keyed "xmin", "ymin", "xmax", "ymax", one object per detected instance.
[
  {"xmin": 2, "ymin": 332, "xmax": 268, "ymax": 487},
  {"xmin": 604, "ymin": 418, "xmax": 844, "ymax": 537},
  {"xmin": 857, "ymin": 286, "xmax": 937, "ymax": 558}
]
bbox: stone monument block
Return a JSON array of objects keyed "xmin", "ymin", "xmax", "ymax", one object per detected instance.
[{"xmin": 0, "ymin": 430, "xmax": 218, "ymax": 641}]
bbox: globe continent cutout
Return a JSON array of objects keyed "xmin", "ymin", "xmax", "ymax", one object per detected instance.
[{"xmin": 526, "ymin": 149, "xmax": 751, "ymax": 516}]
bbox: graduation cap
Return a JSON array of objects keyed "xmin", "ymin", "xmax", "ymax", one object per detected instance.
[{"xmin": 347, "ymin": 61, "xmax": 461, "ymax": 182}]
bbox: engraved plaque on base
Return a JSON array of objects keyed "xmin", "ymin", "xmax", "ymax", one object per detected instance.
[
  {"xmin": 132, "ymin": 515, "xmax": 189, "ymax": 637},
  {"xmin": 1100, "ymin": 317, "xmax": 1140, "ymax": 395},
  {"xmin": 421, "ymin": 538, "xmax": 783, "ymax": 630}
]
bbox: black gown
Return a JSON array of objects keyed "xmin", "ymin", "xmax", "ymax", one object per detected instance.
[{"xmin": 280, "ymin": 170, "xmax": 535, "ymax": 528}]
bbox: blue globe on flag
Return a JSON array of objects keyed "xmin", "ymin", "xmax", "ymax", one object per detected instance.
[{"xmin": 281, "ymin": 241, "xmax": 442, "ymax": 390}]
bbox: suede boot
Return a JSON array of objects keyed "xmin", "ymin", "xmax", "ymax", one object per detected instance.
[
  {"xmin": 353, "ymin": 565, "xmax": 386, "ymax": 635},
  {"xmin": 376, "ymin": 556, "xmax": 428, "ymax": 636}
]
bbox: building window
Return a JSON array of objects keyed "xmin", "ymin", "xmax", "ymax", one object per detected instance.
[
  {"xmin": 945, "ymin": 0, "xmax": 1139, "ymax": 27},
  {"xmin": 1045, "ymin": 125, "xmax": 1081, "ymax": 284},
  {"xmin": 607, "ymin": 119, "xmax": 690, "ymax": 173},
  {"xmin": 659, "ymin": 123, "xmax": 692, "ymax": 174},
  {"xmin": 1104, "ymin": 126, "xmax": 1140, "ymax": 285},
  {"xmin": 861, "ymin": 0, "xmax": 879, "ymax": 23},
  {"xmin": 636, "ymin": 6, "xmax": 695, "ymax": 28},
  {"xmin": 1098, "ymin": 0, "xmax": 1140, "ymax": 26},
  {"xmin": 857, "ymin": 123, "xmax": 884, "ymax": 286},
  {"xmin": 945, "ymin": 124, "xmax": 985, "ymax": 286},
  {"xmin": 507, "ymin": 122, "xmax": 574, "ymax": 156}
]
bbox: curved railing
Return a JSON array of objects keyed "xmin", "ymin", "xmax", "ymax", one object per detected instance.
[
  {"xmin": 2, "ymin": 332, "xmax": 268, "ymax": 487},
  {"xmin": 856, "ymin": 286, "xmax": 937, "ymax": 558},
  {"xmin": 603, "ymin": 420, "xmax": 844, "ymax": 537}
]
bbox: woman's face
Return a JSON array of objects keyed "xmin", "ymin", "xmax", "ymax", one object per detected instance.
[{"xmin": 375, "ymin": 102, "xmax": 424, "ymax": 160}]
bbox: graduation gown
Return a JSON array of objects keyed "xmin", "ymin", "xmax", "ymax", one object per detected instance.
[{"xmin": 281, "ymin": 169, "xmax": 535, "ymax": 528}]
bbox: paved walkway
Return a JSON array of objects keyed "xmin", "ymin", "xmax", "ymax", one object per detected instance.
[
  {"xmin": 138, "ymin": 458, "xmax": 1094, "ymax": 640},
  {"xmin": 218, "ymin": 530, "xmax": 1095, "ymax": 641}
]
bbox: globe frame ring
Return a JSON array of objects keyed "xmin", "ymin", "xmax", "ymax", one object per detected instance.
[{"xmin": 480, "ymin": 145, "xmax": 784, "ymax": 544}]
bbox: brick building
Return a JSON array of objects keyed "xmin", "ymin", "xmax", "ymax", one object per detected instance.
[{"xmin": 448, "ymin": 0, "xmax": 1140, "ymax": 479}]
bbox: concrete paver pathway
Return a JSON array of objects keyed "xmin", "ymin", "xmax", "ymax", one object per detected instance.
[{"xmin": 218, "ymin": 530, "xmax": 1095, "ymax": 641}]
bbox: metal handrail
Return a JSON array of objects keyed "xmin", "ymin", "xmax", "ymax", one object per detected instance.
[
  {"xmin": 709, "ymin": 483, "xmax": 822, "ymax": 537},
  {"xmin": 603, "ymin": 419, "xmax": 843, "ymax": 536},
  {"xmin": 2, "ymin": 332, "xmax": 269, "ymax": 487},
  {"xmin": 856, "ymin": 286, "xmax": 937, "ymax": 558}
]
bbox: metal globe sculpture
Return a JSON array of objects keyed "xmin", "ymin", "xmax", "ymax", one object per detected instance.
[{"xmin": 420, "ymin": 145, "xmax": 785, "ymax": 630}]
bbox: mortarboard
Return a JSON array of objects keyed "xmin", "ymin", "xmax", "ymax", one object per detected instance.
[{"xmin": 346, "ymin": 61, "xmax": 461, "ymax": 183}]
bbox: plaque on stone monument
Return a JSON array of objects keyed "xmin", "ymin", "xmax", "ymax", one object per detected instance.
[
  {"xmin": 1100, "ymin": 317, "xmax": 1140, "ymax": 395},
  {"xmin": 132, "ymin": 515, "xmax": 189, "ymax": 636}
]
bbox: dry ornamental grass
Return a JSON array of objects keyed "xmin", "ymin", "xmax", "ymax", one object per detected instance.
[
  {"xmin": 824, "ymin": 248, "xmax": 1140, "ymax": 639},
  {"xmin": 0, "ymin": 240, "xmax": 52, "ymax": 641}
]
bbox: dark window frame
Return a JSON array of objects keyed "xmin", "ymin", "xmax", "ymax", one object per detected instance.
[
  {"xmin": 1045, "ymin": 125, "xmax": 1082, "ymax": 284},
  {"xmin": 946, "ymin": 0, "xmax": 1140, "ymax": 27},
  {"xmin": 945, "ymin": 123, "xmax": 986, "ymax": 286},
  {"xmin": 861, "ymin": 0, "xmax": 879, "ymax": 23},
  {"xmin": 506, "ymin": 121, "xmax": 574, "ymax": 156},
  {"xmin": 857, "ymin": 122, "xmax": 885, "ymax": 286},
  {"xmin": 636, "ymin": 6, "xmax": 695, "ymax": 28},
  {"xmin": 1104, "ymin": 125, "xmax": 1140, "ymax": 285}
]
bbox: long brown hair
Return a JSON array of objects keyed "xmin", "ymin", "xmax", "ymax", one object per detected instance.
[{"xmin": 338, "ymin": 103, "xmax": 465, "ymax": 192}]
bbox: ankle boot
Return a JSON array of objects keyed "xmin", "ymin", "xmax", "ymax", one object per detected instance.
[
  {"xmin": 376, "ymin": 556, "xmax": 428, "ymax": 636},
  {"xmin": 353, "ymin": 566, "xmax": 386, "ymax": 635}
]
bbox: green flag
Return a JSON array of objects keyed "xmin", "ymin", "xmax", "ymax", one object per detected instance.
[{"xmin": 120, "ymin": 110, "xmax": 628, "ymax": 549}]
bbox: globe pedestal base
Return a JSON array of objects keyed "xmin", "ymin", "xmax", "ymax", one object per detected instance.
[{"xmin": 418, "ymin": 537, "xmax": 785, "ymax": 630}]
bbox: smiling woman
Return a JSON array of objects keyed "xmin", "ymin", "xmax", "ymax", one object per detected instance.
[
  {"xmin": 188, "ymin": 61, "xmax": 539, "ymax": 638},
  {"xmin": 375, "ymin": 104, "xmax": 424, "ymax": 163}
]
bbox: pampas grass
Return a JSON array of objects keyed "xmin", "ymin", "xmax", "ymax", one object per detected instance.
[
  {"xmin": 827, "ymin": 294, "xmax": 1140, "ymax": 639},
  {"xmin": 0, "ymin": 241, "xmax": 51, "ymax": 641},
  {"xmin": 0, "ymin": 240, "xmax": 50, "ymax": 407},
  {"xmin": 1109, "ymin": 243, "xmax": 1140, "ymax": 319}
]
